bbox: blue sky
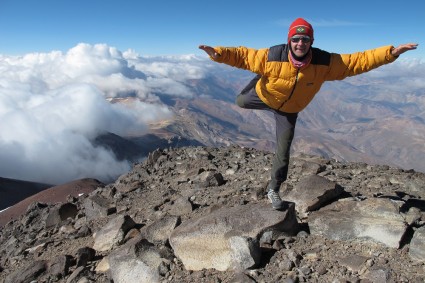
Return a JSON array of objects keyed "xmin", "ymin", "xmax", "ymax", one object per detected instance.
[{"xmin": 0, "ymin": 0, "xmax": 423, "ymax": 59}]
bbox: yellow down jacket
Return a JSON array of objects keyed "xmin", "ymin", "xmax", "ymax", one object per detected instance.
[{"xmin": 212, "ymin": 44, "xmax": 397, "ymax": 113}]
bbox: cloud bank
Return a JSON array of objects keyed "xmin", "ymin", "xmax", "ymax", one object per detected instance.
[
  {"xmin": 363, "ymin": 58, "xmax": 425, "ymax": 90},
  {"xmin": 0, "ymin": 43, "xmax": 211, "ymax": 184}
]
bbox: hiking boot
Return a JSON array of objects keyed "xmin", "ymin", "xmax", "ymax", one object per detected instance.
[{"xmin": 267, "ymin": 190, "xmax": 285, "ymax": 210}]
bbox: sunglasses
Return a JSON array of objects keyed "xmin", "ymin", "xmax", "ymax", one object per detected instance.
[{"xmin": 290, "ymin": 36, "xmax": 311, "ymax": 43}]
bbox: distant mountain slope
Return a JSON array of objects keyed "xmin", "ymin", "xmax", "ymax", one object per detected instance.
[
  {"xmin": 0, "ymin": 177, "xmax": 52, "ymax": 210},
  {"xmin": 123, "ymin": 68, "xmax": 425, "ymax": 173},
  {"xmin": 296, "ymin": 78, "xmax": 425, "ymax": 171},
  {"xmin": 0, "ymin": 178, "xmax": 102, "ymax": 226},
  {"xmin": 93, "ymin": 132, "xmax": 147, "ymax": 162}
]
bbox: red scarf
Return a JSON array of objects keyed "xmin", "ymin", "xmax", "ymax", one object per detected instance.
[{"xmin": 289, "ymin": 49, "xmax": 312, "ymax": 68}]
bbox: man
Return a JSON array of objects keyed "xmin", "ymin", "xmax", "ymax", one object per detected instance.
[{"xmin": 199, "ymin": 18, "xmax": 418, "ymax": 210}]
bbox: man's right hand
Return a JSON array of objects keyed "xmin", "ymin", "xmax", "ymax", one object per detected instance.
[
  {"xmin": 199, "ymin": 45, "xmax": 220, "ymax": 60},
  {"xmin": 391, "ymin": 43, "xmax": 418, "ymax": 56}
]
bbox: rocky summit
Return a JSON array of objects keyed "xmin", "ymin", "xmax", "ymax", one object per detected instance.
[{"xmin": 0, "ymin": 145, "xmax": 424, "ymax": 283}]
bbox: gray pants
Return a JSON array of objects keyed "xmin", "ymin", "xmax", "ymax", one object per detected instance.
[{"xmin": 236, "ymin": 75, "xmax": 298, "ymax": 192}]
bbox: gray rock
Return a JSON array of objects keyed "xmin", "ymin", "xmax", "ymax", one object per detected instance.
[
  {"xmin": 3, "ymin": 235, "xmax": 20, "ymax": 258},
  {"xmin": 293, "ymin": 159, "xmax": 326, "ymax": 176},
  {"xmin": 409, "ymin": 226, "xmax": 425, "ymax": 262},
  {"xmin": 83, "ymin": 195, "xmax": 116, "ymax": 220},
  {"xmin": 405, "ymin": 179, "xmax": 425, "ymax": 196},
  {"xmin": 76, "ymin": 277, "xmax": 91, "ymax": 283},
  {"xmin": 337, "ymin": 254, "xmax": 369, "ymax": 272},
  {"xmin": 141, "ymin": 215, "xmax": 180, "ymax": 243},
  {"xmin": 282, "ymin": 249, "xmax": 301, "ymax": 267},
  {"xmin": 65, "ymin": 266, "xmax": 85, "ymax": 283},
  {"xmin": 229, "ymin": 236, "xmax": 261, "ymax": 270},
  {"xmin": 93, "ymin": 214, "xmax": 136, "ymax": 251},
  {"xmin": 193, "ymin": 171, "xmax": 225, "ymax": 187},
  {"xmin": 115, "ymin": 180, "xmax": 144, "ymax": 193},
  {"xmin": 108, "ymin": 237, "xmax": 172, "ymax": 283},
  {"xmin": 48, "ymin": 255, "xmax": 73, "ymax": 279},
  {"xmin": 114, "ymin": 169, "xmax": 149, "ymax": 193},
  {"xmin": 169, "ymin": 203, "xmax": 298, "ymax": 271},
  {"xmin": 403, "ymin": 207, "xmax": 422, "ymax": 226},
  {"xmin": 45, "ymin": 203, "xmax": 78, "ymax": 228},
  {"xmin": 279, "ymin": 259, "xmax": 295, "ymax": 271},
  {"xmin": 145, "ymin": 148, "xmax": 162, "ymax": 167},
  {"xmin": 228, "ymin": 272, "xmax": 256, "ymax": 283},
  {"xmin": 5, "ymin": 260, "xmax": 46, "ymax": 283},
  {"xmin": 309, "ymin": 198, "xmax": 407, "ymax": 248},
  {"xmin": 282, "ymin": 175, "xmax": 344, "ymax": 217},
  {"xmin": 361, "ymin": 268, "xmax": 391, "ymax": 283},
  {"xmin": 75, "ymin": 247, "xmax": 96, "ymax": 267},
  {"xmin": 167, "ymin": 196, "xmax": 193, "ymax": 216}
]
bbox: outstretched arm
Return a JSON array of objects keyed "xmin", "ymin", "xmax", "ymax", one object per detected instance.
[
  {"xmin": 391, "ymin": 43, "xmax": 418, "ymax": 56},
  {"xmin": 199, "ymin": 44, "xmax": 268, "ymax": 74},
  {"xmin": 199, "ymin": 45, "xmax": 220, "ymax": 60}
]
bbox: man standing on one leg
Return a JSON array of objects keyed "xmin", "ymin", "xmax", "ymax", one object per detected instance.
[
  {"xmin": 199, "ymin": 18, "xmax": 418, "ymax": 210},
  {"xmin": 235, "ymin": 75, "xmax": 298, "ymax": 210}
]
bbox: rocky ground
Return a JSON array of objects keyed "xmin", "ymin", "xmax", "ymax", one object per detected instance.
[{"xmin": 0, "ymin": 145, "xmax": 424, "ymax": 283}]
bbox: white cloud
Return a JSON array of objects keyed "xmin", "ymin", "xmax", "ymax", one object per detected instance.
[
  {"xmin": 0, "ymin": 43, "xmax": 212, "ymax": 184},
  {"xmin": 125, "ymin": 54, "xmax": 210, "ymax": 97},
  {"xmin": 367, "ymin": 58, "xmax": 424, "ymax": 77},
  {"xmin": 350, "ymin": 59, "xmax": 425, "ymax": 90},
  {"xmin": 0, "ymin": 82, "xmax": 150, "ymax": 184}
]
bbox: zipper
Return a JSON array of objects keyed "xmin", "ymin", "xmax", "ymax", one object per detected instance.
[{"xmin": 278, "ymin": 68, "xmax": 300, "ymax": 111}]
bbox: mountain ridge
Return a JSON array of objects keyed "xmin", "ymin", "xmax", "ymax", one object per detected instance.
[{"xmin": 130, "ymin": 70, "xmax": 425, "ymax": 173}]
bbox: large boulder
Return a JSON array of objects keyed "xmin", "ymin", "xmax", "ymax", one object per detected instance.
[
  {"xmin": 169, "ymin": 203, "xmax": 298, "ymax": 271},
  {"xmin": 108, "ymin": 237, "xmax": 173, "ymax": 283},
  {"xmin": 309, "ymin": 198, "xmax": 407, "ymax": 248},
  {"xmin": 282, "ymin": 175, "xmax": 344, "ymax": 218},
  {"xmin": 93, "ymin": 214, "xmax": 136, "ymax": 251},
  {"xmin": 409, "ymin": 226, "xmax": 425, "ymax": 262}
]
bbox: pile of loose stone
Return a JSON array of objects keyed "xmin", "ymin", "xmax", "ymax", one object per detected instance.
[{"xmin": 0, "ymin": 145, "xmax": 424, "ymax": 283}]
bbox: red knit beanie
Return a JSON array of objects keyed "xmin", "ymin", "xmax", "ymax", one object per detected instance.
[{"xmin": 288, "ymin": 18, "xmax": 314, "ymax": 43}]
